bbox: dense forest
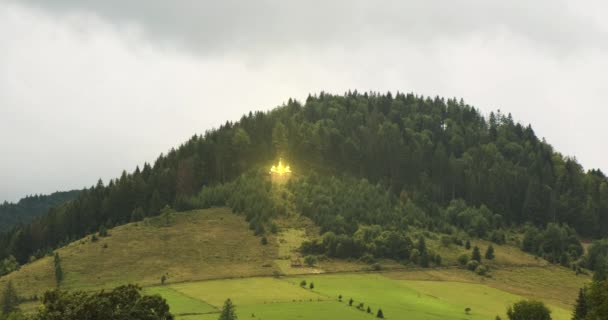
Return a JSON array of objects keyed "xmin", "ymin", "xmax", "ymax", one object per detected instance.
[
  {"xmin": 1, "ymin": 91, "xmax": 607, "ymax": 269},
  {"xmin": 0, "ymin": 191, "xmax": 80, "ymax": 232}
]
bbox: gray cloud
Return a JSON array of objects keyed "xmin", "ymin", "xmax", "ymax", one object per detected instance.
[
  {"xmin": 0, "ymin": 1, "xmax": 607, "ymax": 202},
  {"xmin": 17, "ymin": 0, "xmax": 608, "ymax": 56}
]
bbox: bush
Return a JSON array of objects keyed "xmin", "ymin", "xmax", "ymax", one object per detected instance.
[
  {"xmin": 261, "ymin": 237, "xmax": 268, "ymax": 245},
  {"xmin": 304, "ymin": 255, "xmax": 318, "ymax": 267},
  {"xmin": 506, "ymin": 300, "xmax": 551, "ymax": 320},
  {"xmin": 458, "ymin": 254, "xmax": 469, "ymax": 266},
  {"xmin": 467, "ymin": 260, "xmax": 480, "ymax": 271},
  {"xmin": 475, "ymin": 264, "xmax": 488, "ymax": 276},
  {"xmin": 300, "ymin": 280, "xmax": 306, "ymax": 287}
]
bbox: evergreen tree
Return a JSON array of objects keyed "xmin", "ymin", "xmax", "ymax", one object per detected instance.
[
  {"xmin": 218, "ymin": 298, "xmax": 237, "ymax": 320},
  {"xmin": 472, "ymin": 246, "xmax": 482, "ymax": 263},
  {"xmin": 1, "ymin": 281, "xmax": 19, "ymax": 315},
  {"xmin": 376, "ymin": 308, "xmax": 384, "ymax": 319},
  {"xmin": 54, "ymin": 253, "xmax": 63, "ymax": 286},
  {"xmin": 465, "ymin": 240, "xmax": 471, "ymax": 250},
  {"xmin": 485, "ymin": 245, "xmax": 495, "ymax": 260},
  {"xmin": 572, "ymin": 288, "xmax": 587, "ymax": 320}
]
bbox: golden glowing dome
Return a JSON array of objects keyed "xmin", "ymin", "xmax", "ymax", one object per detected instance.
[{"xmin": 270, "ymin": 159, "xmax": 292, "ymax": 175}]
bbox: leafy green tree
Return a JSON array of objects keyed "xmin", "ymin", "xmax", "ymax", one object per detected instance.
[
  {"xmin": 1, "ymin": 281, "xmax": 19, "ymax": 315},
  {"xmin": 32, "ymin": 284, "xmax": 173, "ymax": 320},
  {"xmin": 309, "ymin": 282, "xmax": 314, "ymax": 290},
  {"xmin": 506, "ymin": 300, "xmax": 551, "ymax": 320},
  {"xmin": 485, "ymin": 245, "xmax": 495, "ymax": 260},
  {"xmin": 472, "ymin": 246, "xmax": 482, "ymax": 262},
  {"xmin": 0, "ymin": 256, "xmax": 19, "ymax": 276},
  {"xmin": 300, "ymin": 280, "xmax": 306, "ymax": 287},
  {"xmin": 571, "ymin": 288, "xmax": 587, "ymax": 320},
  {"xmin": 218, "ymin": 299, "xmax": 237, "ymax": 320}
]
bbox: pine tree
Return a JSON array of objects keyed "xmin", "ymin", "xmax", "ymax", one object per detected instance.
[
  {"xmin": 472, "ymin": 246, "xmax": 482, "ymax": 262},
  {"xmin": 465, "ymin": 240, "xmax": 471, "ymax": 250},
  {"xmin": 376, "ymin": 308, "xmax": 384, "ymax": 318},
  {"xmin": 1, "ymin": 281, "xmax": 19, "ymax": 315},
  {"xmin": 485, "ymin": 245, "xmax": 495, "ymax": 260},
  {"xmin": 54, "ymin": 253, "xmax": 63, "ymax": 286},
  {"xmin": 219, "ymin": 298, "xmax": 237, "ymax": 320},
  {"xmin": 572, "ymin": 288, "xmax": 587, "ymax": 320}
]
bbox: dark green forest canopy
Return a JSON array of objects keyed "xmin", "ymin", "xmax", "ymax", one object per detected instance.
[
  {"xmin": 1, "ymin": 91, "xmax": 607, "ymax": 264},
  {"xmin": 0, "ymin": 190, "xmax": 80, "ymax": 232}
]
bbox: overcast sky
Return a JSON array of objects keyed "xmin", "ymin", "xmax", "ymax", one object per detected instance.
[{"xmin": 1, "ymin": 0, "xmax": 607, "ymax": 203}]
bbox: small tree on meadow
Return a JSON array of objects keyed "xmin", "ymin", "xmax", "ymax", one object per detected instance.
[
  {"xmin": 376, "ymin": 308, "xmax": 384, "ymax": 318},
  {"xmin": 465, "ymin": 240, "xmax": 471, "ymax": 250},
  {"xmin": 338, "ymin": 294, "xmax": 342, "ymax": 302},
  {"xmin": 219, "ymin": 298, "xmax": 237, "ymax": 320},
  {"xmin": 485, "ymin": 245, "xmax": 495, "ymax": 260},
  {"xmin": 472, "ymin": 246, "xmax": 482, "ymax": 262},
  {"xmin": 349, "ymin": 298, "xmax": 354, "ymax": 306},
  {"xmin": 54, "ymin": 253, "xmax": 63, "ymax": 286},
  {"xmin": 367, "ymin": 306, "xmax": 372, "ymax": 313},
  {"xmin": 309, "ymin": 282, "xmax": 314, "ymax": 290},
  {"xmin": 300, "ymin": 280, "xmax": 306, "ymax": 288},
  {"xmin": 160, "ymin": 275, "xmax": 167, "ymax": 285}
]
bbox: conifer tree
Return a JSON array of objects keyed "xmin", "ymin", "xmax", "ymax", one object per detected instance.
[
  {"xmin": 465, "ymin": 240, "xmax": 471, "ymax": 250},
  {"xmin": 219, "ymin": 298, "xmax": 237, "ymax": 320},
  {"xmin": 54, "ymin": 253, "xmax": 63, "ymax": 286},
  {"xmin": 376, "ymin": 308, "xmax": 384, "ymax": 318},
  {"xmin": 485, "ymin": 245, "xmax": 495, "ymax": 260},
  {"xmin": 472, "ymin": 246, "xmax": 482, "ymax": 263},
  {"xmin": 1, "ymin": 281, "xmax": 19, "ymax": 315},
  {"xmin": 572, "ymin": 288, "xmax": 587, "ymax": 320}
]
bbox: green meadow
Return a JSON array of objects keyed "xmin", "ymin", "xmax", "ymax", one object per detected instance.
[{"xmin": 152, "ymin": 273, "xmax": 572, "ymax": 320}]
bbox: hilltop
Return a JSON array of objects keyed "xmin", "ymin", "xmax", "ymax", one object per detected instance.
[{"xmin": 0, "ymin": 91, "xmax": 606, "ymax": 318}]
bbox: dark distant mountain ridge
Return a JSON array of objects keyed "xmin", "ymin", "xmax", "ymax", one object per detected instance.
[{"xmin": 0, "ymin": 190, "xmax": 81, "ymax": 232}]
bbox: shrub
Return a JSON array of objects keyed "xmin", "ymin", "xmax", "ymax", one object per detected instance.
[
  {"xmin": 304, "ymin": 255, "xmax": 318, "ymax": 267},
  {"xmin": 467, "ymin": 260, "xmax": 480, "ymax": 271},
  {"xmin": 300, "ymin": 280, "xmax": 306, "ymax": 287},
  {"xmin": 475, "ymin": 264, "xmax": 488, "ymax": 276},
  {"xmin": 506, "ymin": 300, "xmax": 551, "ymax": 320},
  {"xmin": 458, "ymin": 254, "xmax": 469, "ymax": 266}
]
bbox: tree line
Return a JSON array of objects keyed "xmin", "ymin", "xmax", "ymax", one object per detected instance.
[{"xmin": 0, "ymin": 91, "xmax": 607, "ymax": 266}]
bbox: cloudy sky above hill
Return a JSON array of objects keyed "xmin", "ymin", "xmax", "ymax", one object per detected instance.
[{"xmin": 1, "ymin": 0, "xmax": 607, "ymax": 202}]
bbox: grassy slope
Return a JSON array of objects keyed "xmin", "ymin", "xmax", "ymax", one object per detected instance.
[
  {"xmin": 1, "ymin": 207, "xmax": 591, "ymax": 319},
  {"xmin": 1, "ymin": 208, "xmax": 279, "ymax": 297}
]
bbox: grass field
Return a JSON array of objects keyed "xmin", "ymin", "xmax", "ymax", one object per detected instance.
[
  {"xmin": 0, "ymin": 208, "xmax": 280, "ymax": 298},
  {"xmin": 0, "ymin": 207, "xmax": 590, "ymax": 319},
  {"xmin": 149, "ymin": 272, "xmax": 575, "ymax": 320}
]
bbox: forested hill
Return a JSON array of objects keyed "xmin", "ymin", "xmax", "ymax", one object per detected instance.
[
  {"xmin": 1, "ymin": 91, "xmax": 607, "ymax": 265},
  {"xmin": 0, "ymin": 190, "xmax": 80, "ymax": 232}
]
